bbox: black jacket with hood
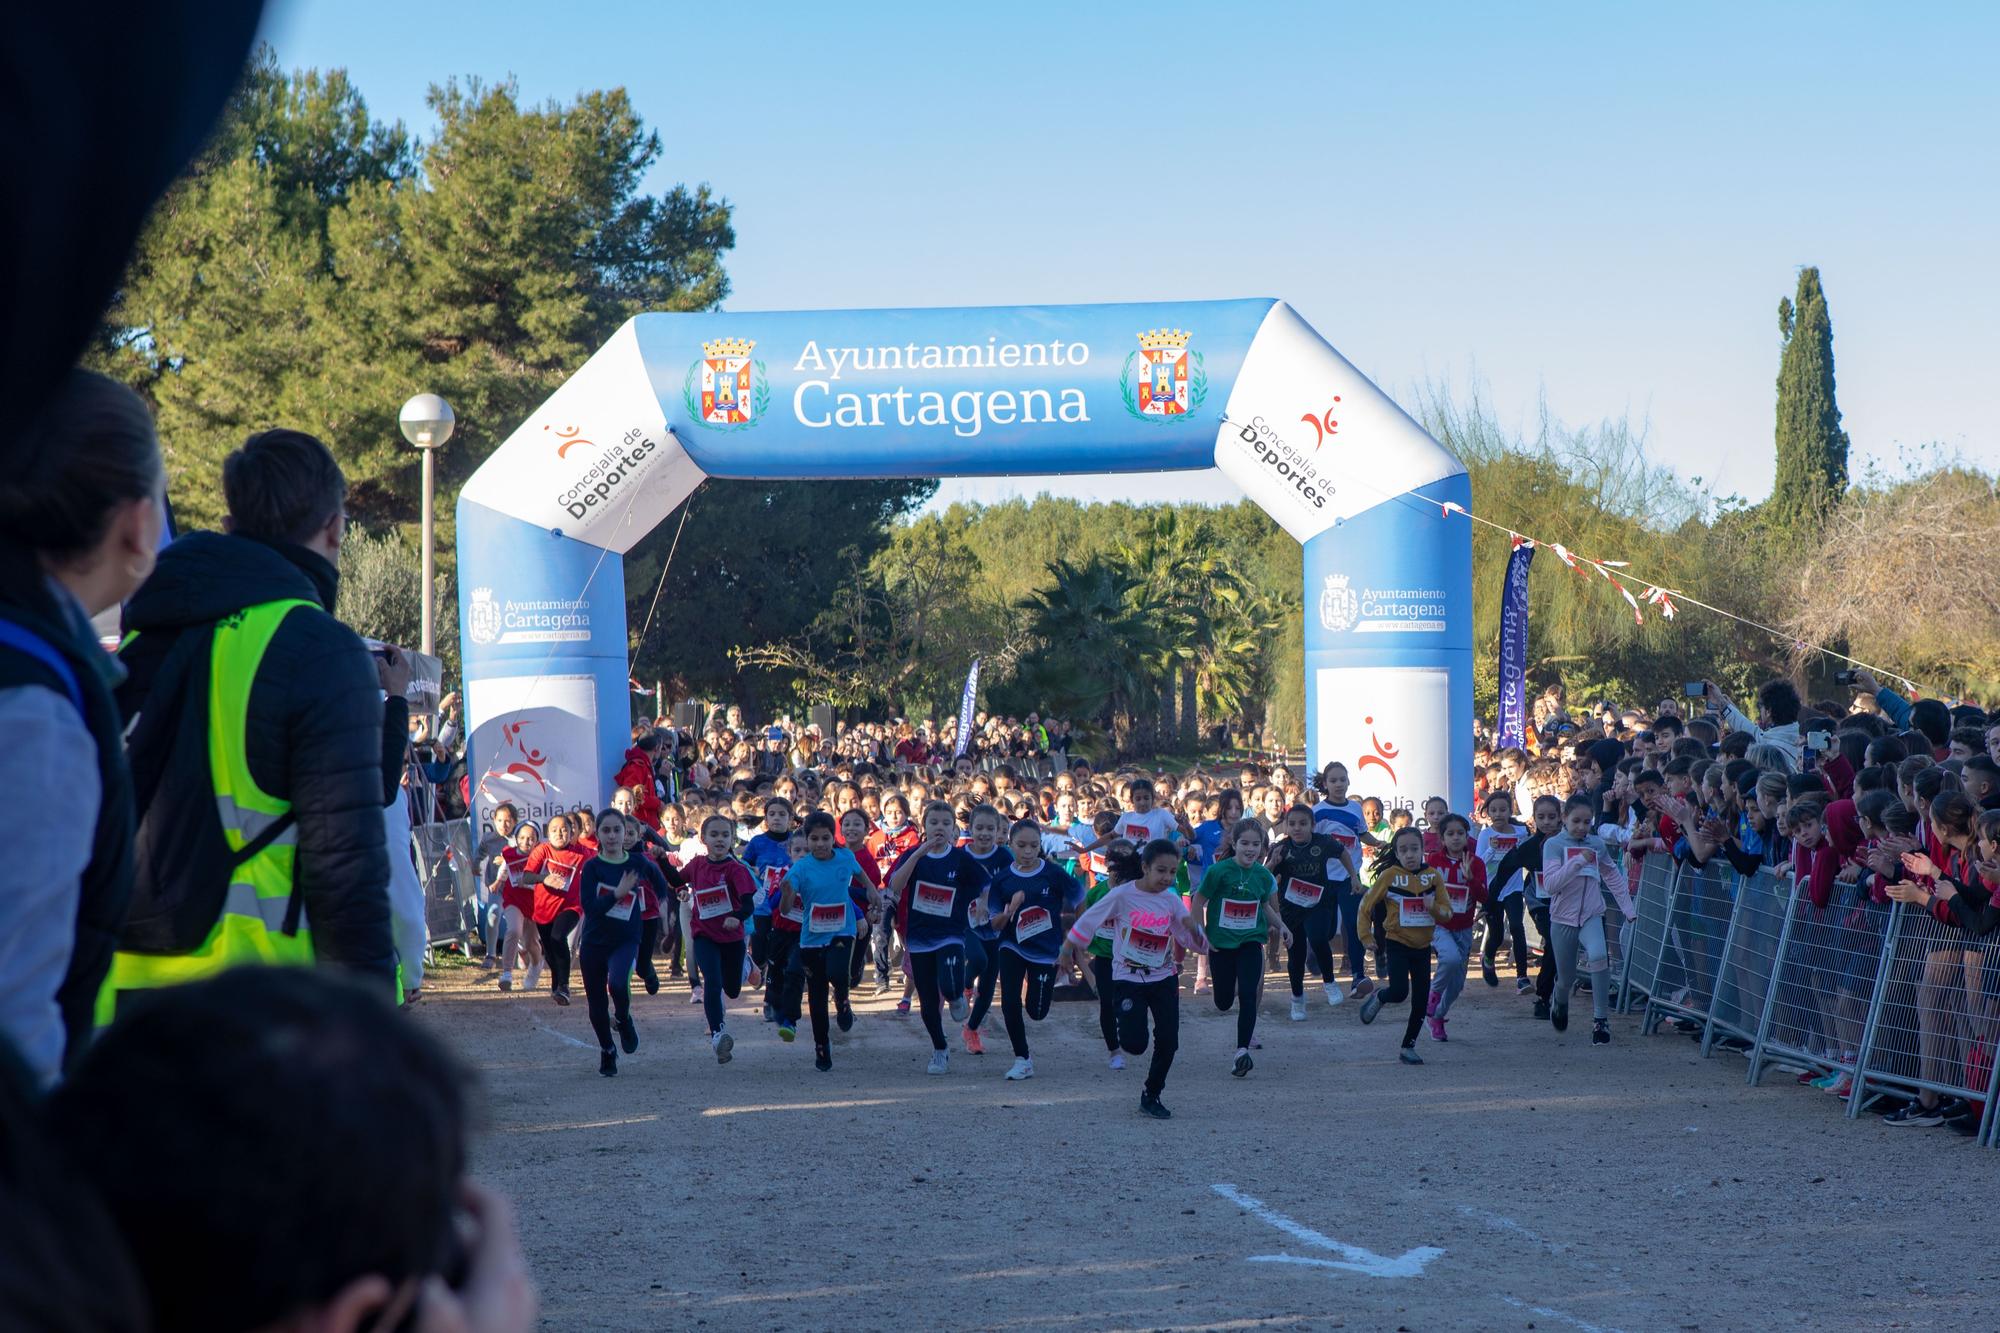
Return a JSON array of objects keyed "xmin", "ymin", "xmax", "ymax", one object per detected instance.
[{"xmin": 116, "ymin": 532, "xmax": 399, "ymax": 984}]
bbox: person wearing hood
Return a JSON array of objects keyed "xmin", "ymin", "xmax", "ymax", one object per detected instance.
[
  {"xmin": 101, "ymin": 429, "xmax": 404, "ymax": 1016},
  {"xmin": 0, "ymin": 371, "xmax": 165, "ymax": 1083}
]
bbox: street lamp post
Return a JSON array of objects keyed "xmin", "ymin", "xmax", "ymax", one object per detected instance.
[{"xmin": 398, "ymin": 393, "xmax": 456, "ymax": 657}]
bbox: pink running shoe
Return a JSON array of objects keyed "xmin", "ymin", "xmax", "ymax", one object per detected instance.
[{"xmin": 1428, "ymin": 1016, "xmax": 1447, "ymax": 1042}]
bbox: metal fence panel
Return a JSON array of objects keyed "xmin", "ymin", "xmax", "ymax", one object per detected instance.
[
  {"xmin": 1616, "ymin": 857, "xmax": 1678, "ymax": 1014},
  {"xmin": 1849, "ymin": 902, "xmax": 2000, "ymax": 1136},
  {"xmin": 1749, "ymin": 883, "xmax": 1891, "ymax": 1089},
  {"xmin": 1705, "ymin": 868, "xmax": 1787, "ymax": 1054},
  {"xmin": 1642, "ymin": 857, "xmax": 1736, "ymax": 1032},
  {"xmin": 412, "ymin": 818, "xmax": 477, "ymax": 946}
]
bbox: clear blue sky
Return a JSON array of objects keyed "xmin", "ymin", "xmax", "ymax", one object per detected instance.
[{"xmin": 261, "ymin": 0, "xmax": 1998, "ymax": 512}]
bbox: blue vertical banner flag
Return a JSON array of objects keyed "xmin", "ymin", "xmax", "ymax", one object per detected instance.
[
  {"xmin": 953, "ymin": 658, "xmax": 981, "ymax": 759},
  {"xmin": 1496, "ymin": 539, "xmax": 1535, "ymax": 749}
]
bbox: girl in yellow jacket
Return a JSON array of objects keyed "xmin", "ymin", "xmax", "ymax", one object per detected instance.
[{"xmin": 1354, "ymin": 826, "xmax": 1454, "ymax": 1064}]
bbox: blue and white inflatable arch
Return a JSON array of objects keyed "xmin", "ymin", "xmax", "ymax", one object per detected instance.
[{"xmin": 456, "ymin": 300, "xmax": 1470, "ymax": 832}]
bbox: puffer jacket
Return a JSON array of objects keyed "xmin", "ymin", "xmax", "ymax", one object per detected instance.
[{"xmin": 116, "ymin": 532, "xmax": 397, "ymax": 983}]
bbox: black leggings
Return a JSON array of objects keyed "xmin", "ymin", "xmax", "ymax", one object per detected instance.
[
  {"xmin": 1483, "ymin": 893, "xmax": 1528, "ymax": 976},
  {"xmin": 537, "ymin": 909, "xmax": 580, "ymax": 994},
  {"xmin": 998, "ymin": 949, "xmax": 1056, "ymax": 1058},
  {"xmin": 766, "ymin": 928, "xmax": 801, "ymax": 1025},
  {"xmin": 636, "ymin": 916, "xmax": 661, "ymax": 993},
  {"xmin": 799, "ymin": 939, "xmax": 853, "ymax": 1051},
  {"xmin": 1116, "ymin": 976, "xmax": 1180, "ymax": 1098},
  {"xmin": 1090, "ymin": 955, "xmax": 1119, "ymax": 1051},
  {"xmin": 1280, "ymin": 903, "xmax": 1334, "ymax": 997},
  {"xmin": 1529, "ymin": 901, "xmax": 1557, "ymax": 1000},
  {"xmin": 1209, "ymin": 941, "xmax": 1264, "ymax": 1049},
  {"xmin": 691, "ymin": 935, "xmax": 744, "ymax": 1033},
  {"xmin": 908, "ymin": 944, "xmax": 966, "ymax": 1052},
  {"xmin": 580, "ymin": 937, "xmax": 637, "ymax": 1052},
  {"xmin": 1382, "ymin": 939, "xmax": 1432, "ymax": 1047},
  {"xmin": 967, "ymin": 932, "xmax": 1003, "ymax": 1032},
  {"xmin": 659, "ymin": 899, "xmax": 684, "ymax": 976}
]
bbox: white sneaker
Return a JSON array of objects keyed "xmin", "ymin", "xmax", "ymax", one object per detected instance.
[
  {"xmin": 1324, "ymin": 983, "xmax": 1345, "ymax": 1007},
  {"xmin": 687, "ymin": 988, "xmax": 703, "ymax": 1005},
  {"xmin": 949, "ymin": 993, "xmax": 969, "ymax": 1024},
  {"xmin": 1289, "ymin": 996, "xmax": 1308, "ymax": 1022},
  {"xmin": 1005, "ymin": 1057, "xmax": 1035, "ymax": 1080},
  {"xmin": 524, "ymin": 963, "xmax": 543, "ymax": 992},
  {"xmin": 927, "ymin": 1049, "xmax": 950, "ymax": 1076},
  {"xmin": 1108, "ymin": 1051, "xmax": 1125, "ymax": 1070},
  {"xmin": 712, "ymin": 1030, "xmax": 733, "ymax": 1065}
]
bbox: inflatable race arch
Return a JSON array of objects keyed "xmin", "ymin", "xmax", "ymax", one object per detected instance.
[{"xmin": 456, "ymin": 300, "xmax": 1470, "ymax": 830}]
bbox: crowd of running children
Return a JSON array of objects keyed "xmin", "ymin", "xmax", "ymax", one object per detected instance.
[{"xmin": 472, "ymin": 675, "xmax": 2000, "ymax": 1122}]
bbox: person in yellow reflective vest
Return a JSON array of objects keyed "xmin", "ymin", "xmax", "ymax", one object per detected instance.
[{"xmin": 101, "ymin": 430, "xmax": 405, "ymax": 1020}]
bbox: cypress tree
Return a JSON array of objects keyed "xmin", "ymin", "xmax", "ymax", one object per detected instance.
[{"xmin": 1770, "ymin": 266, "xmax": 1850, "ymax": 534}]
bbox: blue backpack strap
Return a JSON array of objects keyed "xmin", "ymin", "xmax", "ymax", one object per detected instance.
[{"xmin": 0, "ymin": 617, "xmax": 83, "ymax": 714}]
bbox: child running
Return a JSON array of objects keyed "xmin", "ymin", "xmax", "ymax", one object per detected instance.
[
  {"xmin": 984, "ymin": 818, "xmax": 1085, "ymax": 1080},
  {"xmin": 885, "ymin": 800, "xmax": 992, "ymax": 1074},
  {"xmin": 1425, "ymin": 813, "xmax": 1488, "ymax": 1041},
  {"xmin": 522, "ymin": 813, "xmax": 591, "ymax": 1006},
  {"xmin": 494, "ymin": 817, "xmax": 542, "ymax": 994},
  {"xmin": 777, "ymin": 811, "xmax": 873, "ymax": 1072},
  {"xmin": 683, "ymin": 813, "xmax": 758, "ymax": 1063},
  {"xmin": 1355, "ymin": 827, "xmax": 1453, "ymax": 1064},
  {"xmin": 959, "ymin": 804, "xmax": 1015, "ymax": 1055},
  {"xmin": 1063, "ymin": 838, "xmax": 1209, "ymax": 1117},
  {"xmin": 1194, "ymin": 818, "xmax": 1292, "ymax": 1077},
  {"xmin": 1266, "ymin": 803, "xmax": 1351, "ymax": 1019},
  {"xmin": 1474, "ymin": 791, "xmax": 1530, "ymax": 990},
  {"xmin": 1540, "ymin": 795, "xmax": 1636, "ymax": 1044},
  {"xmin": 1078, "ymin": 839, "xmax": 1140, "ymax": 1067},
  {"xmin": 575, "ymin": 810, "xmax": 670, "ymax": 1076}
]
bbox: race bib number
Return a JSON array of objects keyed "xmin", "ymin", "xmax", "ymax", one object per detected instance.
[
  {"xmin": 808, "ymin": 902, "xmax": 846, "ymax": 934},
  {"xmin": 542, "ymin": 863, "xmax": 572, "ymax": 892},
  {"xmin": 1014, "ymin": 906, "xmax": 1053, "ymax": 942},
  {"xmin": 1397, "ymin": 896, "xmax": 1434, "ymax": 928},
  {"xmin": 1565, "ymin": 847, "xmax": 1599, "ymax": 875},
  {"xmin": 1219, "ymin": 897, "xmax": 1261, "ymax": 932},
  {"xmin": 778, "ymin": 894, "xmax": 806, "ymax": 924},
  {"xmin": 1489, "ymin": 835, "xmax": 1518, "ymax": 854},
  {"xmin": 1123, "ymin": 822, "xmax": 1151, "ymax": 845},
  {"xmin": 694, "ymin": 886, "xmax": 732, "ymax": 920},
  {"xmin": 1328, "ymin": 826, "xmax": 1358, "ymax": 850},
  {"xmin": 912, "ymin": 880, "xmax": 956, "ymax": 918},
  {"xmin": 1530, "ymin": 873, "xmax": 1548, "ymax": 900},
  {"xmin": 605, "ymin": 891, "xmax": 636, "ymax": 922},
  {"xmin": 1448, "ymin": 887, "xmax": 1470, "ymax": 914},
  {"xmin": 1093, "ymin": 920, "xmax": 1117, "ymax": 941},
  {"xmin": 1283, "ymin": 877, "xmax": 1324, "ymax": 908},
  {"xmin": 1123, "ymin": 926, "xmax": 1169, "ymax": 969}
]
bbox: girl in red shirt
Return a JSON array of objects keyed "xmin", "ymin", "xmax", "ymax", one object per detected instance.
[
  {"xmin": 683, "ymin": 813, "xmax": 759, "ymax": 1062},
  {"xmin": 523, "ymin": 813, "xmax": 591, "ymax": 1006},
  {"xmin": 1425, "ymin": 813, "xmax": 1488, "ymax": 1042},
  {"xmin": 839, "ymin": 808, "xmax": 883, "ymax": 991}
]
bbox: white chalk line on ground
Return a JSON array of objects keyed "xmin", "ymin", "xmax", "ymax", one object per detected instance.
[
  {"xmin": 700, "ymin": 1098, "xmax": 900, "ymax": 1117},
  {"xmin": 533, "ymin": 1021, "xmax": 596, "ymax": 1050},
  {"xmin": 1212, "ymin": 1183, "xmax": 1443, "ymax": 1279},
  {"xmin": 1454, "ymin": 1203, "xmax": 1576, "ymax": 1260},
  {"xmin": 1498, "ymin": 1294, "xmax": 1629, "ymax": 1333}
]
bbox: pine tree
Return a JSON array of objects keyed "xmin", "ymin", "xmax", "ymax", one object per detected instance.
[{"xmin": 1770, "ymin": 266, "xmax": 1850, "ymax": 534}]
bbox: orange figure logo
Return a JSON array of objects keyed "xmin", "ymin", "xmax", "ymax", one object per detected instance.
[
  {"xmin": 545, "ymin": 424, "xmax": 591, "ymax": 458},
  {"xmin": 1356, "ymin": 715, "xmax": 1398, "ymax": 784}
]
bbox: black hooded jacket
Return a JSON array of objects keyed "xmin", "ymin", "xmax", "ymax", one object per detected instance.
[{"xmin": 117, "ymin": 533, "xmax": 398, "ymax": 984}]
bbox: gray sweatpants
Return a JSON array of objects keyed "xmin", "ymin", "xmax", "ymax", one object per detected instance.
[{"xmin": 1551, "ymin": 916, "xmax": 1610, "ymax": 1023}]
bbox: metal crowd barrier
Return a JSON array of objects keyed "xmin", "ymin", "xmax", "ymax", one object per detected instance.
[
  {"xmin": 1619, "ymin": 856, "xmax": 2000, "ymax": 1146},
  {"xmin": 412, "ymin": 817, "xmax": 477, "ymax": 945}
]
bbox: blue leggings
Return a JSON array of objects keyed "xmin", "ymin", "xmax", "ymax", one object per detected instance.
[{"xmin": 579, "ymin": 936, "xmax": 638, "ymax": 1053}]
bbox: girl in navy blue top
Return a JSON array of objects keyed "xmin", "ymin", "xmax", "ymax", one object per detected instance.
[
  {"xmin": 887, "ymin": 800, "xmax": 992, "ymax": 1075},
  {"xmin": 577, "ymin": 810, "xmax": 670, "ymax": 1076},
  {"xmin": 985, "ymin": 818, "xmax": 1084, "ymax": 1080}
]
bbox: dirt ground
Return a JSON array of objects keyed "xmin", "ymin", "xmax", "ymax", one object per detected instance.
[{"xmin": 413, "ymin": 956, "xmax": 1994, "ymax": 1333}]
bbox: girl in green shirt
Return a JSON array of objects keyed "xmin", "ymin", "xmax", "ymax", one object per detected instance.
[{"xmin": 1194, "ymin": 818, "xmax": 1291, "ymax": 1078}]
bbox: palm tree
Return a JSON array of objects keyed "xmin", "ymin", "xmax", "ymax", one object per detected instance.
[
  {"xmin": 1017, "ymin": 555, "xmax": 1162, "ymax": 753},
  {"xmin": 1118, "ymin": 510, "xmax": 1259, "ymax": 746}
]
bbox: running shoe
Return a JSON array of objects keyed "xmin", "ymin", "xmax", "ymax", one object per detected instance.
[
  {"xmin": 1005, "ymin": 1057, "xmax": 1035, "ymax": 1080},
  {"xmin": 642, "ymin": 971, "xmax": 659, "ymax": 996},
  {"xmin": 963, "ymin": 1024, "xmax": 984, "ymax": 1054},
  {"xmin": 598, "ymin": 1049, "xmax": 617, "ymax": 1077},
  {"xmin": 1427, "ymin": 1016, "xmax": 1447, "ymax": 1042},
  {"xmin": 1809, "ymin": 1071, "xmax": 1841, "ymax": 1089},
  {"xmin": 617, "ymin": 1015, "xmax": 639, "ymax": 1054},
  {"xmin": 1231, "ymin": 1050, "xmax": 1254, "ymax": 1078},
  {"xmin": 1591, "ymin": 1020, "xmax": 1610, "ymax": 1046},
  {"xmin": 815, "ymin": 1047, "xmax": 833, "ymax": 1072},
  {"xmin": 1138, "ymin": 1093, "xmax": 1171, "ymax": 1120},
  {"xmin": 1109, "ymin": 1051, "xmax": 1125, "ymax": 1070},
  {"xmin": 926, "ymin": 1049, "xmax": 950, "ymax": 1076},
  {"xmin": 763, "ymin": 1003, "xmax": 776, "ymax": 1023},
  {"xmin": 525, "ymin": 964, "xmax": 543, "ymax": 992},
  {"xmin": 896, "ymin": 998, "xmax": 912, "ymax": 1017},
  {"xmin": 1351, "ymin": 977, "xmax": 1377, "ymax": 1000},
  {"xmin": 552, "ymin": 988, "xmax": 570, "ymax": 1007},
  {"xmin": 949, "ymin": 993, "xmax": 969, "ymax": 1024},
  {"xmin": 712, "ymin": 1030, "xmax": 734, "ymax": 1064},
  {"xmin": 687, "ymin": 988, "xmax": 702, "ymax": 1005},
  {"xmin": 1482, "ymin": 958, "xmax": 1499, "ymax": 987},
  {"xmin": 1824, "ymin": 1072, "xmax": 1852, "ymax": 1097},
  {"xmin": 1883, "ymin": 1101, "xmax": 1943, "ymax": 1127},
  {"xmin": 1550, "ymin": 1003, "xmax": 1569, "ymax": 1033},
  {"xmin": 836, "ymin": 1003, "xmax": 855, "ymax": 1033},
  {"xmin": 1533, "ymin": 998, "xmax": 1550, "ymax": 1021},
  {"xmin": 1289, "ymin": 996, "xmax": 1308, "ymax": 1022},
  {"xmin": 871, "ymin": 980, "xmax": 891, "ymax": 998},
  {"xmin": 1515, "ymin": 977, "xmax": 1533, "ymax": 995},
  {"xmin": 1426, "ymin": 990, "xmax": 1441, "ymax": 1018},
  {"xmin": 778, "ymin": 1024, "xmax": 796, "ymax": 1043},
  {"xmin": 482, "ymin": 954, "xmax": 497, "ymax": 970},
  {"xmin": 498, "ymin": 973, "xmax": 513, "ymax": 992},
  {"xmin": 1358, "ymin": 990, "xmax": 1384, "ymax": 1025},
  {"xmin": 1324, "ymin": 983, "xmax": 1345, "ymax": 1007},
  {"xmin": 1940, "ymin": 1097, "xmax": 1974, "ymax": 1123},
  {"xmin": 1399, "ymin": 1045, "xmax": 1424, "ymax": 1065}
]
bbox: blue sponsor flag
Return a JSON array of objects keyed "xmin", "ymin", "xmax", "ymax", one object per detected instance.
[
  {"xmin": 1496, "ymin": 541, "xmax": 1534, "ymax": 749},
  {"xmin": 953, "ymin": 658, "xmax": 981, "ymax": 759}
]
